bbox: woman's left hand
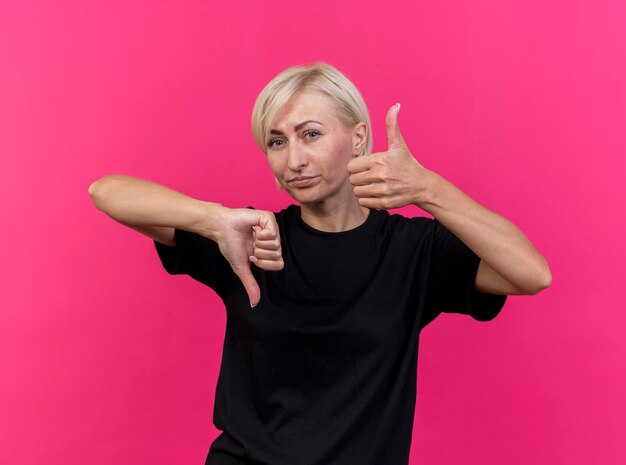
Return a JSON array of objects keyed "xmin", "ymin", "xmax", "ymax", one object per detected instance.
[{"xmin": 347, "ymin": 103, "xmax": 433, "ymax": 210}]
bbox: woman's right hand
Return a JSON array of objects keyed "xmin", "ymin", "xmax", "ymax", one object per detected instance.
[
  {"xmin": 214, "ymin": 207, "xmax": 284, "ymax": 308},
  {"xmin": 88, "ymin": 174, "xmax": 282, "ymax": 307}
]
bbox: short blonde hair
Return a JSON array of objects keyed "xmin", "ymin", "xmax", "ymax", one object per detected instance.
[{"xmin": 251, "ymin": 62, "xmax": 372, "ymax": 155}]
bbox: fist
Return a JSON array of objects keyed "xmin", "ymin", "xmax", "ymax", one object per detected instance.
[
  {"xmin": 347, "ymin": 103, "xmax": 431, "ymax": 210},
  {"xmin": 216, "ymin": 208, "xmax": 284, "ymax": 308}
]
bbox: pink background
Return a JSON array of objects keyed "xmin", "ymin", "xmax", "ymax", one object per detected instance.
[{"xmin": 1, "ymin": 1, "xmax": 624, "ymax": 464}]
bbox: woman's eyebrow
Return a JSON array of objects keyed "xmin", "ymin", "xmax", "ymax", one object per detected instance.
[{"xmin": 269, "ymin": 120, "xmax": 324, "ymax": 136}]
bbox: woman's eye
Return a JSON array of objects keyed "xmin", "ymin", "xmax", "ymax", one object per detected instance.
[{"xmin": 268, "ymin": 131, "xmax": 318, "ymax": 149}]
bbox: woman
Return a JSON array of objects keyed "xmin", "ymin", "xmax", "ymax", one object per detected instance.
[{"xmin": 89, "ymin": 62, "xmax": 551, "ymax": 465}]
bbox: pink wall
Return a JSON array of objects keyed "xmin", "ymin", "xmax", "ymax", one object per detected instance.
[{"xmin": 1, "ymin": 1, "xmax": 624, "ymax": 464}]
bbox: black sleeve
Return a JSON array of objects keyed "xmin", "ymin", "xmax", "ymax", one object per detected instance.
[
  {"xmin": 422, "ymin": 219, "xmax": 507, "ymax": 327},
  {"xmin": 153, "ymin": 228, "xmax": 233, "ymax": 298}
]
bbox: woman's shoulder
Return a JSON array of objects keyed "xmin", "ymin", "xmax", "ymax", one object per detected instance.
[
  {"xmin": 272, "ymin": 204, "xmax": 298, "ymax": 221},
  {"xmin": 245, "ymin": 204, "xmax": 296, "ymax": 217}
]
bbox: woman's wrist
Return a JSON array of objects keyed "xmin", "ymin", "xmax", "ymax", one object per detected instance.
[
  {"xmin": 412, "ymin": 168, "xmax": 444, "ymax": 211},
  {"xmin": 191, "ymin": 201, "xmax": 227, "ymax": 242}
]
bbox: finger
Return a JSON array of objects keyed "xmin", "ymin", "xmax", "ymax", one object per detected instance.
[
  {"xmin": 254, "ymin": 237, "xmax": 281, "ymax": 251},
  {"xmin": 255, "ymin": 226, "xmax": 278, "ymax": 241},
  {"xmin": 231, "ymin": 264, "xmax": 261, "ymax": 308},
  {"xmin": 386, "ymin": 102, "xmax": 406, "ymax": 150},
  {"xmin": 349, "ymin": 170, "xmax": 378, "ymax": 186},
  {"xmin": 356, "ymin": 196, "xmax": 388, "ymax": 210},
  {"xmin": 252, "ymin": 247, "xmax": 283, "ymax": 260},
  {"xmin": 353, "ymin": 183, "xmax": 388, "ymax": 198},
  {"xmin": 346, "ymin": 154, "xmax": 376, "ymax": 174},
  {"xmin": 253, "ymin": 257, "xmax": 285, "ymax": 271},
  {"xmin": 257, "ymin": 214, "xmax": 276, "ymax": 233}
]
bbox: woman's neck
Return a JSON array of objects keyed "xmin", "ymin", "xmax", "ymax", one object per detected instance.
[{"xmin": 300, "ymin": 196, "xmax": 370, "ymax": 232}]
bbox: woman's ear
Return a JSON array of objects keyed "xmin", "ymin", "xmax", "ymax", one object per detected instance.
[{"xmin": 352, "ymin": 122, "xmax": 368, "ymax": 156}]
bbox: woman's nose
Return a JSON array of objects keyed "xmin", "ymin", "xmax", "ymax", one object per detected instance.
[{"xmin": 287, "ymin": 142, "xmax": 308, "ymax": 170}]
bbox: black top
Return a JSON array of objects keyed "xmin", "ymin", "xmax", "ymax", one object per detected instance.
[{"xmin": 154, "ymin": 205, "xmax": 507, "ymax": 465}]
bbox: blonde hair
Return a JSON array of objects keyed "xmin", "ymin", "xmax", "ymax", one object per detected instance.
[{"xmin": 251, "ymin": 62, "xmax": 372, "ymax": 155}]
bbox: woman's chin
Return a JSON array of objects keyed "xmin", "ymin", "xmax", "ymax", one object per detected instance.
[
  {"xmin": 284, "ymin": 182, "xmax": 350, "ymax": 206},
  {"xmin": 287, "ymin": 191, "xmax": 322, "ymax": 204}
]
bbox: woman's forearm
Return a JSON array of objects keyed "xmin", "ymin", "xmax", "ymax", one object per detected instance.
[
  {"xmin": 88, "ymin": 174, "xmax": 224, "ymax": 240},
  {"xmin": 419, "ymin": 170, "xmax": 552, "ymax": 294}
]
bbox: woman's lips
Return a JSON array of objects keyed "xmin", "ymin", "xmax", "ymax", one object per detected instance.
[{"xmin": 289, "ymin": 175, "xmax": 320, "ymax": 187}]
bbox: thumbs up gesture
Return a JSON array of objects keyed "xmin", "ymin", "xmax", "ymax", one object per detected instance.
[
  {"xmin": 215, "ymin": 208, "xmax": 284, "ymax": 308},
  {"xmin": 347, "ymin": 103, "xmax": 432, "ymax": 210}
]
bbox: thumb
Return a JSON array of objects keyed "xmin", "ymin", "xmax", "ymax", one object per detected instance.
[
  {"xmin": 231, "ymin": 264, "xmax": 261, "ymax": 308},
  {"xmin": 386, "ymin": 102, "xmax": 406, "ymax": 150}
]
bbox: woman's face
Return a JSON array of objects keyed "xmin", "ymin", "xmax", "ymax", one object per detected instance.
[{"xmin": 265, "ymin": 90, "xmax": 366, "ymax": 206}]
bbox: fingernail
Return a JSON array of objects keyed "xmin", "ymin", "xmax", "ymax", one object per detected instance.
[
  {"xmin": 250, "ymin": 303, "xmax": 257, "ymax": 308},
  {"xmin": 396, "ymin": 102, "xmax": 401, "ymax": 112}
]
